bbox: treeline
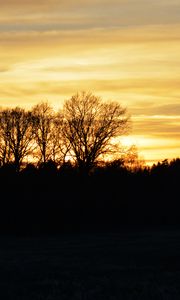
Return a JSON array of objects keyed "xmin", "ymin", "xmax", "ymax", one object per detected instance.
[
  {"xmin": 0, "ymin": 157, "xmax": 179, "ymax": 235},
  {"xmin": 0, "ymin": 92, "xmax": 179, "ymax": 235},
  {"xmin": 0, "ymin": 92, "xmax": 129, "ymax": 173}
]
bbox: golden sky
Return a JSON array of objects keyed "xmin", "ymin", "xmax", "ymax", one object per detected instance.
[{"xmin": 0, "ymin": 0, "xmax": 180, "ymax": 164}]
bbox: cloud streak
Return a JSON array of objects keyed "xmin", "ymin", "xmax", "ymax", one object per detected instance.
[{"xmin": 0, "ymin": 0, "xmax": 180, "ymax": 32}]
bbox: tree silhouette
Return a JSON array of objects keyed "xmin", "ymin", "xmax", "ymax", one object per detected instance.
[
  {"xmin": 50, "ymin": 112, "xmax": 71, "ymax": 165},
  {"xmin": 61, "ymin": 91, "xmax": 130, "ymax": 174},
  {"xmin": 32, "ymin": 102, "xmax": 55, "ymax": 164},
  {"xmin": 0, "ymin": 109, "xmax": 11, "ymax": 166},
  {"xmin": 0, "ymin": 107, "xmax": 35, "ymax": 171},
  {"xmin": 32, "ymin": 102, "xmax": 70, "ymax": 165}
]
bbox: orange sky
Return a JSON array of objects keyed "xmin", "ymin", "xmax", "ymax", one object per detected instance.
[{"xmin": 0, "ymin": 0, "xmax": 180, "ymax": 165}]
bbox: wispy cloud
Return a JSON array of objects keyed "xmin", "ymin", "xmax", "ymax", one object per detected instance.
[{"xmin": 0, "ymin": 0, "xmax": 180, "ymax": 32}]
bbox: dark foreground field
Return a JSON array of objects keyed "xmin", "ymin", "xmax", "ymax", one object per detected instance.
[{"xmin": 1, "ymin": 228, "xmax": 180, "ymax": 299}]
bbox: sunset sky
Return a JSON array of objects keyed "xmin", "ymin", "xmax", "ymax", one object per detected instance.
[{"xmin": 0, "ymin": 0, "xmax": 180, "ymax": 164}]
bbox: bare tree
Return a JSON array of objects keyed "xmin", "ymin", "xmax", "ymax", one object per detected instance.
[
  {"xmin": 50, "ymin": 112, "xmax": 71, "ymax": 165},
  {"xmin": 32, "ymin": 102, "xmax": 56, "ymax": 164},
  {"xmin": 122, "ymin": 145, "xmax": 145, "ymax": 170},
  {"xmin": 0, "ymin": 107, "xmax": 35, "ymax": 171},
  {"xmin": 0, "ymin": 109, "xmax": 11, "ymax": 166},
  {"xmin": 61, "ymin": 91, "xmax": 130, "ymax": 174},
  {"xmin": 32, "ymin": 102, "xmax": 69, "ymax": 165}
]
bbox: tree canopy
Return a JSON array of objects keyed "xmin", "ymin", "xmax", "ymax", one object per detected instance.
[{"xmin": 61, "ymin": 92, "xmax": 130, "ymax": 173}]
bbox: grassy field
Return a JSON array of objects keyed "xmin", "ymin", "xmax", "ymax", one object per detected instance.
[{"xmin": 0, "ymin": 228, "xmax": 180, "ymax": 299}]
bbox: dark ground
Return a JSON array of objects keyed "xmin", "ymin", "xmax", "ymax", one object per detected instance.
[{"xmin": 1, "ymin": 227, "xmax": 180, "ymax": 299}]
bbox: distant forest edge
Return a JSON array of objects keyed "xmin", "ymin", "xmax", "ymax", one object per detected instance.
[
  {"xmin": 0, "ymin": 156, "xmax": 180, "ymax": 235},
  {"xmin": 0, "ymin": 91, "xmax": 179, "ymax": 235}
]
